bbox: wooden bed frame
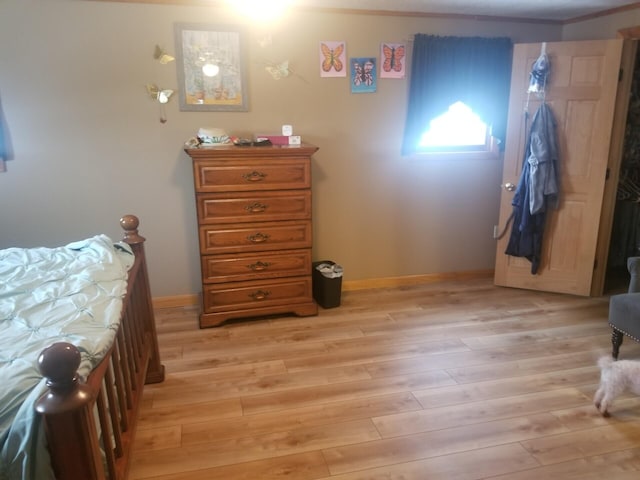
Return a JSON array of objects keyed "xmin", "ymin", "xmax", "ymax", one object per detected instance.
[{"xmin": 34, "ymin": 214, "xmax": 165, "ymax": 480}]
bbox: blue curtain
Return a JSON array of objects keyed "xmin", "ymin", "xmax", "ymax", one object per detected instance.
[{"xmin": 401, "ymin": 35, "xmax": 513, "ymax": 156}]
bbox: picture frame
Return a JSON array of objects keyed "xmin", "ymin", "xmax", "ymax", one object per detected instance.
[
  {"xmin": 319, "ymin": 41, "xmax": 347, "ymax": 78},
  {"xmin": 350, "ymin": 57, "xmax": 377, "ymax": 93},
  {"xmin": 174, "ymin": 23, "xmax": 249, "ymax": 112},
  {"xmin": 379, "ymin": 42, "xmax": 406, "ymax": 79}
]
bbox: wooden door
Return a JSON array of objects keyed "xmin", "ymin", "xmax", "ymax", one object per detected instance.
[{"xmin": 494, "ymin": 40, "xmax": 623, "ymax": 296}]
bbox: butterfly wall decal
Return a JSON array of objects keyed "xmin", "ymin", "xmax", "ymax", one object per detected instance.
[
  {"xmin": 146, "ymin": 83, "xmax": 174, "ymax": 104},
  {"xmin": 146, "ymin": 83, "xmax": 175, "ymax": 123},
  {"xmin": 265, "ymin": 60, "xmax": 291, "ymax": 80},
  {"xmin": 320, "ymin": 42, "xmax": 344, "ymax": 73},
  {"xmin": 153, "ymin": 45, "xmax": 175, "ymax": 64},
  {"xmin": 257, "ymin": 34, "xmax": 272, "ymax": 48}
]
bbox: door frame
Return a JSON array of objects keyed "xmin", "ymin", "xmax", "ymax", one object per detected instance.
[{"xmin": 591, "ymin": 27, "xmax": 639, "ymax": 295}]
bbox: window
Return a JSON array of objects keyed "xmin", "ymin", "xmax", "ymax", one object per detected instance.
[
  {"xmin": 401, "ymin": 35, "xmax": 512, "ymax": 157},
  {"xmin": 419, "ymin": 101, "xmax": 488, "ymax": 152}
]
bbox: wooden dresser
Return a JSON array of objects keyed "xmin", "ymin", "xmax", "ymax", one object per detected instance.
[{"xmin": 185, "ymin": 143, "xmax": 319, "ymax": 327}]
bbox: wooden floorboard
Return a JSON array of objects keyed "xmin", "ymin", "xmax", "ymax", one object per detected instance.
[{"xmin": 130, "ymin": 278, "xmax": 640, "ymax": 479}]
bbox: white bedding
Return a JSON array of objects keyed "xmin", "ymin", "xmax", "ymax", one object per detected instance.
[{"xmin": 0, "ymin": 235, "xmax": 133, "ymax": 480}]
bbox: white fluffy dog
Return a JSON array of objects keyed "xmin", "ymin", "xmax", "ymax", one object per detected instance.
[{"xmin": 594, "ymin": 356, "xmax": 640, "ymax": 416}]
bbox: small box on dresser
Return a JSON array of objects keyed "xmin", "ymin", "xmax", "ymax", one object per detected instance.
[{"xmin": 185, "ymin": 143, "xmax": 319, "ymax": 327}]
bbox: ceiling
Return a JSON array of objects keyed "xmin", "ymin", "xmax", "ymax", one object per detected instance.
[{"xmin": 294, "ymin": 0, "xmax": 639, "ymax": 22}]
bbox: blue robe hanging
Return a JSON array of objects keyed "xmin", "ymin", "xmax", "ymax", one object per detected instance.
[{"xmin": 505, "ymin": 102, "xmax": 560, "ymax": 274}]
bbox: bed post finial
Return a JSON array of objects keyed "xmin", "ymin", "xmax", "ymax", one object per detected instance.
[
  {"xmin": 120, "ymin": 214, "xmax": 145, "ymax": 245},
  {"xmin": 35, "ymin": 343, "xmax": 102, "ymax": 479},
  {"xmin": 35, "ymin": 342, "xmax": 94, "ymax": 415},
  {"xmin": 38, "ymin": 342, "xmax": 81, "ymax": 391}
]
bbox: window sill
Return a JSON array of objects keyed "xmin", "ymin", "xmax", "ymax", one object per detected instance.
[{"xmin": 408, "ymin": 149, "xmax": 500, "ymax": 161}]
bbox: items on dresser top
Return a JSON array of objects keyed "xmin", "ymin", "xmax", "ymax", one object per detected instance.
[
  {"xmin": 185, "ymin": 143, "xmax": 319, "ymax": 328},
  {"xmin": 197, "ymin": 127, "xmax": 231, "ymax": 145}
]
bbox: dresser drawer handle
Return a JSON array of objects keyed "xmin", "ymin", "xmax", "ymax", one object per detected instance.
[
  {"xmin": 247, "ymin": 261, "xmax": 272, "ymax": 271},
  {"xmin": 245, "ymin": 202, "xmax": 268, "ymax": 213},
  {"xmin": 247, "ymin": 232, "xmax": 270, "ymax": 243},
  {"xmin": 249, "ymin": 290, "xmax": 271, "ymax": 301},
  {"xmin": 242, "ymin": 171, "xmax": 267, "ymax": 182}
]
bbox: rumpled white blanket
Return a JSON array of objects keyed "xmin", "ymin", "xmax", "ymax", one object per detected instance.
[{"xmin": 0, "ymin": 235, "xmax": 133, "ymax": 480}]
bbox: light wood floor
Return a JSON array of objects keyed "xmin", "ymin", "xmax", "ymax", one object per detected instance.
[{"xmin": 130, "ymin": 278, "xmax": 640, "ymax": 480}]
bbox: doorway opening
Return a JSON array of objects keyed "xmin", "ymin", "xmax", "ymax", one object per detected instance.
[{"xmin": 604, "ymin": 33, "xmax": 640, "ymax": 295}]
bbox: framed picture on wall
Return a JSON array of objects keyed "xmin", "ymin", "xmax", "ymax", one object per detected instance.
[
  {"xmin": 380, "ymin": 42, "xmax": 406, "ymax": 79},
  {"xmin": 319, "ymin": 41, "xmax": 347, "ymax": 77},
  {"xmin": 174, "ymin": 23, "xmax": 249, "ymax": 112},
  {"xmin": 350, "ymin": 57, "xmax": 377, "ymax": 93}
]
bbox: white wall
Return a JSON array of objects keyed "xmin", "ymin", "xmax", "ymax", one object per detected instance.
[{"xmin": 0, "ymin": 0, "xmax": 563, "ymax": 298}]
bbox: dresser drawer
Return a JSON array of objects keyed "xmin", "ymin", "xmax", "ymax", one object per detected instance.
[
  {"xmin": 199, "ymin": 221, "xmax": 312, "ymax": 254},
  {"xmin": 193, "ymin": 158, "xmax": 311, "ymax": 192},
  {"xmin": 197, "ymin": 190, "xmax": 311, "ymax": 224},
  {"xmin": 201, "ymin": 249, "xmax": 311, "ymax": 283},
  {"xmin": 202, "ymin": 277, "xmax": 313, "ymax": 313}
]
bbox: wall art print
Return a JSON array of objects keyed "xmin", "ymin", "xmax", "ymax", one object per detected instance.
[
  {"xmin": 319, "ymin": 41, "xmax": 347, "ymax": 77},
  {"xmin": 350, "ymin": 57, "xmax": 376, "ymax": 93},
  {"xmin": 174, "ymin": 23, "xmax": 248, "ymax": 111},
  {"xmin": 380, "ymin": 42, "xmax": 406, "ymax": 79}
]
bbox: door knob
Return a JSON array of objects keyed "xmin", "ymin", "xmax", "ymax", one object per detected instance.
[{"xmin": 503, "ymin": 182, "xmax": 516, "ymax": 192}]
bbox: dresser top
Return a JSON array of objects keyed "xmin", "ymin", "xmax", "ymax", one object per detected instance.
[{"xmin": 185, "ymin": 143, "xmax": 318, "ymax": 159}]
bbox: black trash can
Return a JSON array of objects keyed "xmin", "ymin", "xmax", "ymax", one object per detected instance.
[{"xmin": 312, "ymin": 261, "xmax": 343, "ymax": 308}]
